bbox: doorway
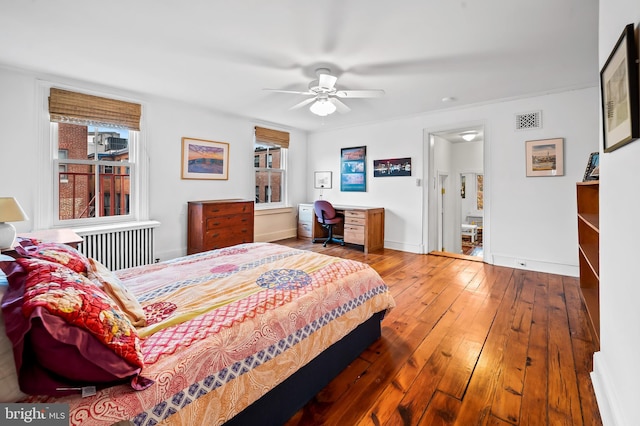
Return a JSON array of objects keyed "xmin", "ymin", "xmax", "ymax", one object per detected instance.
[{"xmin": 425, "ymin": 125, "xmax": 485, "ymax": 260}]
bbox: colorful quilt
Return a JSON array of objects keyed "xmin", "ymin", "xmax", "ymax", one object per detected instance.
[{"xmin": 25, "ymin": 243, "xmax": 395, "ymax": 425}]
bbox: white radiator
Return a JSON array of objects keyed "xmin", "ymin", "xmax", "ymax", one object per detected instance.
[{"xmin": 74, "ymin": 221, "xmax": 160, "ymax": 271}]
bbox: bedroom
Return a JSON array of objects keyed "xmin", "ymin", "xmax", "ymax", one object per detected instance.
[{"xmin": 0, "ymin": 0, "xmax": 638, "ymax": 425}]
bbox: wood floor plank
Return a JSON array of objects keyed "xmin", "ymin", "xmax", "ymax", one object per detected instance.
[
  {"xmin": 418, "ymin": 391, "xmax": 461, "ymax": 426},
  {"xmin": 547, "ymin": 274, "xmax": 584, "ymax": 426},
  {"xmin": 519, "ymin": 277, "xmax": 550, "ymax": 426},
  {"xmin": 277, "ymin": 239, "xmax": 602, "ymax": 426}
]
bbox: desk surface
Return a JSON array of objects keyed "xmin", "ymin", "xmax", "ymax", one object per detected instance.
[{"xmin": 303, "ymin": 203, "xmax": 384, "ymax": 211}]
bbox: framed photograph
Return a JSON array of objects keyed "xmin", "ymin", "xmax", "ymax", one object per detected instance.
[
  {"xmin": 340, "ymin": 146, "xmax": 366, "ymax": 192},
  {"xmin": 525, "ymin": 138, "xmax": 564, "ymax": 177},
  {"xmin": 314, "ymin": 171, "xmax": 332, "ymax": 189},
  {"xmin": 600, "ymin": 23, "xmax": 640, "ymax": 153},
  {"xmin": 181, "ymin": 137, "xmax": 229, "ymax": 180},
  {"xmin": 373, "ymin": 157, "xmax": 412, "ymax": 177},
  {"xmin": 582, "ymin": 152, "xmax": 600, "ymax": 181}
]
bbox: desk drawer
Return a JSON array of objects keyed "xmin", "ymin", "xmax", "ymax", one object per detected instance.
[
  {"xmin": 345, "ymin": 216, "xmax": 366, "ymax": 226},
  {"xmin": 344, "ymin": 225, "xmax": 365, "ymax": 245},
  {"xmin": 298, "ymin": 204, "xmax": 314, "ymax": 222},
  {"xmin": 344, "ymin": 210, "xmax": 365, "ymax": 220},
  {"xmin": 297, "ymin": 222, "xmax": 312, "ymax": 238}
]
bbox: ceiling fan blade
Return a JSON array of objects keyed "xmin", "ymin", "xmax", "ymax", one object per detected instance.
[
  {"xmin": 335, "ymin": 89, "xmax": 385, "ymax": 98},
  {"xmin": 330, "ymin": 97, "xmax": 351, "ymax": 113},
  {"xmin": 318, "ymin": 73, "xmax": 337, "ymax": 90},
  {"xmin": 289, "ymin": 97, "xmax": 317, "ymax": 110},
  {"xmin": 263, "ymin": 89, "xmax": 315, "ymax": 95}
]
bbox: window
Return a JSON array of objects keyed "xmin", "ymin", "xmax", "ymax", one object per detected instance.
[
  {"xmin": 48, "ymin": 87, "xmax": 142, "ymax": 225},
  {"xmin": 254, "ymin": 126, "xmax": 289, "ymax": 207}
]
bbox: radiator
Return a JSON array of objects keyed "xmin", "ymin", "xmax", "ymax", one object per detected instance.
[{"xmin": 75, "ymin": 221, "xmax": 160, "ymax": 271}]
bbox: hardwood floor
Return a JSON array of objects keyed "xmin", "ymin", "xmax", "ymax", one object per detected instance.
[{"xmin": 276, "ymin": 238, "xmax": 602, "ymax": 426}]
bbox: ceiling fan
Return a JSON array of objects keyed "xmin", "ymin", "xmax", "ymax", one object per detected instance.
[{"xmin": 264, "ymin": 68, "xmax": 385, "ymax": 116}]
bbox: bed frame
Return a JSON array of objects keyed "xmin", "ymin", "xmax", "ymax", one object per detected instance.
[{"xmin": 224, "ymin": 311, "xmax": 385, "ymax": 425}]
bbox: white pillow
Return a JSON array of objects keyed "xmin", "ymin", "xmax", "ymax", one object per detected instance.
[{"xmin": 0, "ymin": 271, "xmax": 27, "ymax": 402}]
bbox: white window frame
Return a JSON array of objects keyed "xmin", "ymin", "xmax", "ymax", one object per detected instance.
[
  {"xmin": 36, "ymin": 81, "xmax": 150, "ymax": 230},
  {"xmin": 253, "ymin": 140, "xmax": 287, "ymax": 210}
]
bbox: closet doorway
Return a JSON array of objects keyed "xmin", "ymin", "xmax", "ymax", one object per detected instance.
[{"xmin": 425, "ymin": 125, "xmax": 485, "ymax": 260}]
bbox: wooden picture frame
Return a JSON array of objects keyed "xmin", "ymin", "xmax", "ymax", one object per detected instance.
[
  {"xmin": 600, "ymin": 23, "xmax": 640, "ymax": 153},
  {"xmin": 582, "ymin": 152, "xmax": 600, "ymax": 181},
  {"xmin": 314, "ymin": 171, "xmax": 332, "ymax": 189},
  {"xmin": 181, "ymin": 137, "xmax": 229, "ymax": 180},
  {"xmin": 525, "ymin": 138, "xmax": 564, "ymax": 177},
  {"xmin": 340, "ymin": 146, "xmax": 366, "ymax": 192}
]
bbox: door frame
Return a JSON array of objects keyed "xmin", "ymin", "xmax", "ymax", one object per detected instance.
[{"xmin": 423, "ymin": 122, "xmax": 490, "ymax": 261}]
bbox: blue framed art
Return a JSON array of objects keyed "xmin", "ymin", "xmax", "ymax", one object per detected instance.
[{"xmin": 340, "ymin": 146, "xmax": 366, "ymax": 192}]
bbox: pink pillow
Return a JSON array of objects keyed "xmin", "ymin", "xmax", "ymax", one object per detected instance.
[{"xmin": 1, "ymin": 258, "xmax": 152, "ymax": 396}]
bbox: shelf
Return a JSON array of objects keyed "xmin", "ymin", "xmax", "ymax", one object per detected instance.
[{"xmin": 576, "ymin": 181, "xmax": 599, "ymax": 349}]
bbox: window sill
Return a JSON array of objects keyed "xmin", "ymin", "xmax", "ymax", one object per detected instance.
[{"xmin": 254, "ymin": 206, "xmax": 293, "ymax": 216}]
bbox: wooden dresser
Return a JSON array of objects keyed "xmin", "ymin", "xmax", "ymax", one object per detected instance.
[{"xmin": 187, "ymin": 199, "xmax": 254, "ymax": 255}]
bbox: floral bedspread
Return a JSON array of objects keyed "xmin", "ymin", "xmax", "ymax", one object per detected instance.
[{"xmin": 28, "ymin": 243, "xmax": 395, "ymax": 425}]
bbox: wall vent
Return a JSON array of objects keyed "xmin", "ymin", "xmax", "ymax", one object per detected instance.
[{"xmin": 515, "ymin": 110, "xmax": 542, "ymax": 130}]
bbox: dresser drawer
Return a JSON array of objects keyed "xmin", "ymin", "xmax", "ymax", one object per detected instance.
[
  {"xmin": 204, "ymin": 202, "xmax": 252, "ymax": 217},
  {"xmin": 204, "ymin": 226, "xmax": 252, "ymax": 245},
  {"xmin": 205, "ymin": 214, "xmax": 252, "ymax": 231}
]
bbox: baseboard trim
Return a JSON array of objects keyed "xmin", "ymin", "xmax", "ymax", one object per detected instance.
[
  {"xmin": 491, "ymin": 253, "xmax": 578, "ymax": 276},
  {"xmin": 592, "ymin": 351, "xmax": 622, "ymax": 426}
]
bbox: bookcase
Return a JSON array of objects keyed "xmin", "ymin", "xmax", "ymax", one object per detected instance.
[{"xmin": 576, "ymin": 181, "xmax": 599, "ymax": 348}]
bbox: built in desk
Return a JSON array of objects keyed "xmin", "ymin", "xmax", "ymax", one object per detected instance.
[{"xmin": 298, "ymin": 203, "xmax": 384, "ymax": 254}]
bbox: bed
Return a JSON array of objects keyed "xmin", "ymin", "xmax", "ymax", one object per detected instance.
[{"xmin": 0, "ymin": 241, "xmax": 395, "ymax": 425}]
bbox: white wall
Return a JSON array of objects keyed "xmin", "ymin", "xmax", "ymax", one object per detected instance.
[
  {"xmin": 0, "ymin": 66, "xmax": 308, "ymax": 261},
  {"xmin": 592, "ymin": 2, "xmax": 640, "ymax": 425}
]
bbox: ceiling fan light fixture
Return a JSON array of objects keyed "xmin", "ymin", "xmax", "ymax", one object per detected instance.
[
  {"xmin": 310, "ymin": 99, "xmax": 336, "ymax": 116},
  {"xmin": 461, "ymin": 131, "xmax": 478, "ymax": 142}
]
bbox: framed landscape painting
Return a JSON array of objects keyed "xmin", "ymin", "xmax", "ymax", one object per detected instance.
[
  {"xmin": 525, "ymin": 138, "xmax": 564, "ymax": 177},
  {"xmin": 181, "ymin": 137, "xmax": 229, "ymax": 180}
]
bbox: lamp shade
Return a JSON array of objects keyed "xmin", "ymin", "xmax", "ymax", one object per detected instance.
[
  {"xmin": 0, "ymin": 197, "xmax": 28, "ymax": 250},
  {"xmin": 0, "ymin": 197, "xmax": 28, "ymax": 222}
]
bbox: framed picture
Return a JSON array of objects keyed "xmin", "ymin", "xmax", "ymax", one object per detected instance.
[
  {"xmin": 600, "ymin": 23, "xmax": 640, "ymax": 153},
  {"xmin": 181, "ymin": 137, "xmax": 229, "ymax": 180},
  {"xmin": 314, "ymin": 171, "xmax": 332, "ymax": 189},
  {"xmin": 340, "ymin": 146, "xmax": 366, "ymax": 192},
  {"xmin": 373, "ymin": 157, "xmax": 412, "ymax": 177},
  {"xmin": 583, "ymin": 152, "xmax": 600, "ymax": 181},
  {"xmin": 525, "ymin": 138, "xmax": 564, "ymax": 177}
]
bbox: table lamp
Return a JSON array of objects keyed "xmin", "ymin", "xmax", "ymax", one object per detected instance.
[{"xmin": 0, "ymin": 197, "xmax": 29, "ymax": 250}]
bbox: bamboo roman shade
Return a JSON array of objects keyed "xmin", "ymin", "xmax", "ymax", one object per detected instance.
[
  {"xmin": 255, "ymin": 126, "xmax": 289, "ymax": 148},
  {"xmin": 49, "ymin": 88, "xmax": 141, "ymax": 131}
]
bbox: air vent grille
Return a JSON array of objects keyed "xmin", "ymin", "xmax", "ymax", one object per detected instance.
[{"xmin": 515, "ymin": 110, "xmax": 542, "ymax": 130}]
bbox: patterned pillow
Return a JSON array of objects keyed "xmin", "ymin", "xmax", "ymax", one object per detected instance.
[
  {"xmin": 14, "ymin": 238, "xmax": 90, "ymax": 274},
  {"xmin": 87, "ymin": 258, "xmax": 147, "ymax": 327},
  {"xmin": 1, "ymin": 257, "xmax": 152, "ymax": 396}
]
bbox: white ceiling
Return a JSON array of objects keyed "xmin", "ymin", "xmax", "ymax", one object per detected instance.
[{"xmin": 0, "ymin": 1, "xmax": 599, "ymax": 133}]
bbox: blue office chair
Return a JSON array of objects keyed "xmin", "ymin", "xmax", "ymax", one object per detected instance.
[{"xmin": 313, "ymin": 200, "xmax": 344, "ymax": 247}]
